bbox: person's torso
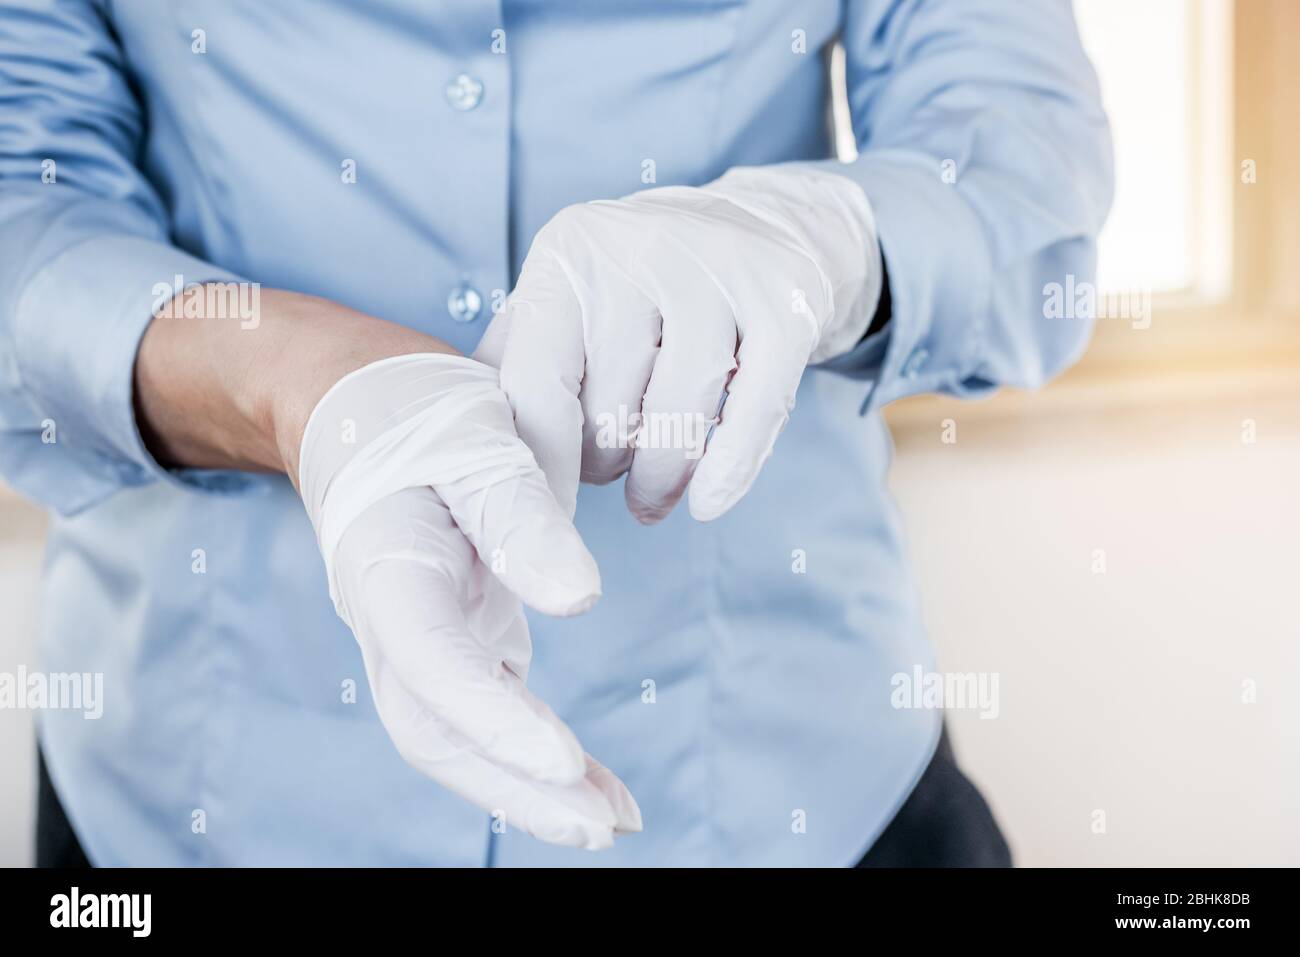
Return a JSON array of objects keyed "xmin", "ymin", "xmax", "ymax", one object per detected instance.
[{"xmin": 40, "ymin": 0, "xmax": 940, "ymax": 867}]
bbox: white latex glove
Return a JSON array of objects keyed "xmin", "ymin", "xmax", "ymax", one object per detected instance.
[
  {"xmin": 297, "ymin": 353, "xmax": 641, "ymax": 849},
  {"xmin": 475, "ymin": 165, "xmax": 881, "ymax": 522}
]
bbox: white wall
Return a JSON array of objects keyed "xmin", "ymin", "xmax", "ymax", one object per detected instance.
[
  {"xmin": 0, "ymin": 498, "xmax": 44, "ymax": 867},
  {"xmin": 887, "ymin": 376, "xmax": 1300, "ymax": 866}
]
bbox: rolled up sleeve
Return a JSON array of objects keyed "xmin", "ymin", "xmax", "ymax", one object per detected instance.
[
  {"xmin": 0, "ymin": 0, "xmax": 255, "ymax": 514},
  {"xmin": 813, "ymin": 0, "xmax": 1114, "ymax": 413}
]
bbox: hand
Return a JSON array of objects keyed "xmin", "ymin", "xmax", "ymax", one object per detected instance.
[
  {"xmin": 475, "ymin": 165, "xmax": 882, "ymax": 522},
  {"xmin": 136, "ymin": 291, "xmax": 640, "ymax": 848},
  {"xmin": 297, "ymin": 354, "xmax": 640, "ymax": 849}
]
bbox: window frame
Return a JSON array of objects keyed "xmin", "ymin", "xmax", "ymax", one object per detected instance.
[{"xmin": 885, "ymin": 0, "xmax": 1300, "ymax": 434}]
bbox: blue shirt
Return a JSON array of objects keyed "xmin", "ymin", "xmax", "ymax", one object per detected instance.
[{"xmin": 0, "ymin": 0, "xmax": 1111, "ymax": 866}]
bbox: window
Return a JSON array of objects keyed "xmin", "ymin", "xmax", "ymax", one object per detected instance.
[{"xmin": 1074, "ymin": 0, "xmax": 1234, "ymax": 303}]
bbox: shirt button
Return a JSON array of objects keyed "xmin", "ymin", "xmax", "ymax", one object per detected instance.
[
  {"xmin": 447, "ymin": 283, "xmax": 483, "ymax": 323},
  {"xmin": 901, "ymin": 347, "xmax": 929, "ymax": 378},
  {"xmin": 445, "ymin": 73, "xmax": 483, "ymax": 111}
]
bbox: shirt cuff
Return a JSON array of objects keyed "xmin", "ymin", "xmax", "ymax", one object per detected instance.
[
  {"xmin": 6, "ymin": 234, "xmax": 261, "ymax": 514},
  {"xmin": 811, "ymin": 153, "xmax": 994, "ymax": 414}
]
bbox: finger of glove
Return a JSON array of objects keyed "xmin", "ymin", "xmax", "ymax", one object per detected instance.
[
  {"xmin": 472, "ymin": 570, "xmax": 534, "ymax": 681},
  {"xmin": 434, "ymin": 439, "xmax": 602, "ymax": 618},
  {"xmin": 497, "ymin": 254, "xmax": 586, "ymax": 518},
  {"xmin": 687, "ymin": 285, "xmax": 817, "ymax": 522},
  {"xmin": 338, "ymin": 489, "xmax": 587, "ymax": 784},
  {"xmin": 506, "ymin": 682, "xmax": 643, "ymax": 835},
  {"xmin": 583, "ymin": 753, "xmax": 643, "ymax": 834},
  {"xmin": 623, "ymin": 262, "xmax": 737, "ymax": 524},
  {"xmin": 372, "ymin": 659, "xmax": 621, "ymax": 849},
  {"xmin": 575, "ymin": 285, "xmax": 661, "ymax": 487}
]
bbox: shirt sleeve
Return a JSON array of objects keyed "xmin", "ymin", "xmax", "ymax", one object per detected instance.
[
  {"xmin": 0, "ymin": 0, "xmax": 257, "ymax": 515},
  {"xmin": 814, "ymin": 0, "xmax": 1114, "ymax": 412}
]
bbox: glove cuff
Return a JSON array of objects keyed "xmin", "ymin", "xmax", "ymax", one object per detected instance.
[
  {"xmin": 705, "ymin": 164, "xmax": 883, "ymax": 362},
  {"xmin": 297, "ymin": 352, "xmax": 532, "ymax": 620}
]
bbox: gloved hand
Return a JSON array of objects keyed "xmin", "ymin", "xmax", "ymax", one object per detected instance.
[
  {"xmin": 297, "ymin": 353, "xmax": 641, "ymax": 849},
  {"xmin": 475, "ymin": 165, "xmax": 882, "ymax": 522}
]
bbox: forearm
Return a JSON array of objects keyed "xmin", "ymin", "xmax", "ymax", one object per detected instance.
[{"xmin": 134, "ymin": 285, "xmax": 457, "ymax": 487}]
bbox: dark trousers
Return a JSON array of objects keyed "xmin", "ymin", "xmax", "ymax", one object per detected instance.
[
  {"xmin": 856, "ymin": 728, "xmax": 1012, "ymax": 867},
  {"xmin": 38, "ymin": 727, "xmax": 1010, "ymax": 867},
  {"xmin": 35, "ymin": 749, "xmax": 91, "ymax": 868}
]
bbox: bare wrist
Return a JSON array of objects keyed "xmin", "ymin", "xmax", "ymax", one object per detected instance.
[{"xmin": 136, "ymin": 285, "xmax": 457, "ymax": 486}]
